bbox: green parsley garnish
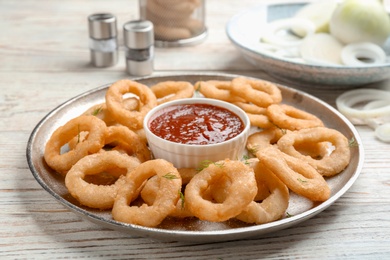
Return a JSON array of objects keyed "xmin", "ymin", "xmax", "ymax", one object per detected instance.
[
  {"xmin": 92, "ymin": 106, "xmax": 103, "ymax": 116},
  {"xmin": 162, "ymin": 172, "xmax": 179, "ymax": 180},
  {"xmin": 286, "ymin": 212, "xmax": 294, "ymax": 218},
  {"xmin": 195, "ymin": 82, "xmax": 201, "ymax": 92},
  {"xmin": 241, "ymin": 155, "xmax": 251, "ymax": 165},
  {"xmin": 247, "ymin": 146, "xmax": 258, "ymax": 156},
  {"xmin": 178, "ymin": 190, "xmax": 185, "ymax": 209},
  {"xmin": 196, "ymin": 160, "xmax": 224, "ymax": 172},
  {"xmin": 272, "ymin": 124, "xmax": 287, "ymax": 135},
  {"xmin": 349, "ymin": 137, "xmax": 359, "ymax": 147},
  {"xmin": 297, "ymin": 178, "xmax": 308, "ymax": 183}
]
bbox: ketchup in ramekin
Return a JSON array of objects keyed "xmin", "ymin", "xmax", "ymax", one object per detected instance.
[
  {"xmin": 144, "ymin": 98, "xmax": 250, "ymax": 168},
  {"xmin": 148, "ymin": 103, "xmax": 244, "ymax": 145}
]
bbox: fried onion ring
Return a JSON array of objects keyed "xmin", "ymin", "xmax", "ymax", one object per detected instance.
[
  {"xmin": 140, "ymin": 175, "xmax": 193, "ymax": 218},
  {"xmin": 150, "ymin": 81, "xmax": 194, "ymax": 104},
  {"xmin": 178, "ymin": 167, "xmax": 197, "ymax": 184},
  {"xmin": 246, "ymin": 127, "xmax": 285, "ymax": 155},
  {"xmin": 207, "ymin": 158, "xmax": 289, "ymax": 224},
  {"xmin": 233, "ymin": 102, "xmax": 273, "ymax": 128},
  {"xmin": 184, "ymin": 159, "xmax": 257, "ymax": 222},
  {"xmin": 105, "ymin": 79, "xmax": 157, "ymax": 130},
  {"xmin": 81, "ymin": 97, "xmax": 140, "ymax": 126},
  {"xmin": 231, "ymin": 77, "xmax": 282, "ymax": 107},
  {"xmin": 233, "ymin": 102, "xmax": 266, "ymax": 114},
  {"xmin": 104, "ymin": 125, "xmax": 151, "ymax": 162},
  {"xmin": 258, "ymin": 147, "xmax": 330, "ymax": 201},
  {"xmin": 195, "ymin": 80, "xmax": 245, "ymax": 103},
  {"xmin": 44, "ymin": 115, "xmax": 107, "ymax": 174},
  {"xmin": 65, "ymin": 151, "xmax": 140, "ymax": 209},
  {"xmin": 267, "ymin": 104, "xmax": 324, "ymax": 130},
  {"xmin": 236, "ymin": 159, "xmax": 289, "ymax": 224},
  {"xmin": 141, "ymin": 167, "xmax": 197, "ymax": 218},
  {"xmin": 277, "ymin": 127, "xmax": 351, "ymax": 177},
  {"xmin": 81, "ymin": 103, "xmax": 117, "ymax": 126},
  {"xmin": 112, "ymin": 159, "xmax": 182, "ymax": 227}
]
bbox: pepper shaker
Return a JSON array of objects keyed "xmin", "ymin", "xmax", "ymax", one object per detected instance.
[
  {"xmin": 88, "ymin": 13, "xmax": 118, "ymax": 67},
  {"xmin": 123, "ymin": 20, "xmax": 154, "ymax": 76}
]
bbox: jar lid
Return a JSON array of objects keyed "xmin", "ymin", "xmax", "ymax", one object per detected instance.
[
  {"xmin": 123, "ymin": 20, "xmax": 154, "ymax": 49},
  {"xmin": 88, "ymin": 13, "xmax": 117, "ymax": 39}
]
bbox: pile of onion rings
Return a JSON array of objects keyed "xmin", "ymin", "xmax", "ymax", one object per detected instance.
[{"xmin": 43, "ymin": 77, "xmax": 353, "ymax": 228}]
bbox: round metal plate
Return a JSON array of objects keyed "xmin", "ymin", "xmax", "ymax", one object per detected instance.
[{"xmin": 26, "ymin": 73, "xmax": 364, "ymax": 242}]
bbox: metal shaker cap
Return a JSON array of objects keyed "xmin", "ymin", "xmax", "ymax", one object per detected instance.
[
  {"xmin": 123, "ymin": 20, "xmax": 154, "ymax": 49},
  {"xmin": 126, "ymin": 59, "xmax": 154, "ymax": 76},
  {"xmin": 88, "ymin": 13, "xmax": 117, "ymax": 40}
]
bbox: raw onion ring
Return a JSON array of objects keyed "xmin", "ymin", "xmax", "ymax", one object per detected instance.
[
  {"xmin": 375, "ymin": 123, "xmax": 390, "ymax": 142},
  {"xmin": 254, "ymin": 43, "xmax": 302, "ymax": 61},
  {"xmin": 336, "ymin": 88, "xmax": 390, "ymax": 120},
  {"xmin": 261, "ymin": 18, "xmax": 316, "ymax": 47},
  {"xmin": 341, "ymin": 42, "xmax": 387, "ymax": 66}
]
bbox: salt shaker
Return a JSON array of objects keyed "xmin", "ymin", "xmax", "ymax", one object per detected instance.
[
  {"xmin": 123, "ymin": 20, "xmax": 154, "ymax": 76},
  {"xmin": 88, "ymin": 13, "xmax": 118, "ymax": 67}
]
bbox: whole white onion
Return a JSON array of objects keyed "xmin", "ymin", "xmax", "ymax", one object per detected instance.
[{"xmin": 330, "ymin": 0, "xmax": 390, "ymax": 46}]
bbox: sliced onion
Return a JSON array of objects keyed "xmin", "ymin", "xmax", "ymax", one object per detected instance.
[
  {"xmin": 255, "ymin": 43, "xmax": 300, "ymax": 57},
  {"xmin": 375, "ymin": 123, "xmax": 390, "ymax": 142},
  {"xmin": 292, "ymin": 0, "xmax": 338, "ymax": 37},
  {"xmin": 336, "ymin": 88, "xmax": 390, "ymax": 120},
  {"xmin": 300, "ymin": 33, "xmax": 344, "ymax": 66},
  {"xmin": 341, "ymin": 42, "xmax": 387, "ymax": 66},
  {"xmin": 363, "ymin": 100, "xmax": 390, "ymax": 110},
  {"xmin": 260, "ymin": 18, "xmax": 316, "ymax": 48},
  {"xmin": 362, "ymin": 100, "xmax": 390, "ymax": 142},
  {"xmin": 337, "ymin": 88, "xmax": 390, "ymax": 143},
  {"xmin": 362, "ymin": 100, "xmax": 390, "ymax": 129}
]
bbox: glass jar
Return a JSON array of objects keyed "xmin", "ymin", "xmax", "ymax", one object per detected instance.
[{"xmin": 139, "ymin": 0, "xmax": 207, "ymax": 47}]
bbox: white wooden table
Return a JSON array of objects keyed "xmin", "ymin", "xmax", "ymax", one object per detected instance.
[{"xmin": 1, "ymin": 0, "xmax": 390, "ymax": 259}]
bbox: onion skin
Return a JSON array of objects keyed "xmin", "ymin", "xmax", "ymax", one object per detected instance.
[{"xmin": 330, "ymin": 0, "xmax": 390, "ymax": 45}]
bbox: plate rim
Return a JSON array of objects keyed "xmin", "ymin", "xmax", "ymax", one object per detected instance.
[{"xmin": 26, "ymin": 72, "xmax": 365, "ymax": 242}]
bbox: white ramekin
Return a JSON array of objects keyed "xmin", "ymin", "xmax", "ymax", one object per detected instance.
[{"xmin": 143, "ymin": 98, "xmax": 251, "ymax": 168}]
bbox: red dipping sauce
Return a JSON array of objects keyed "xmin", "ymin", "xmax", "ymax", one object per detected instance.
[{"xmin": 149, "ymin": 103, "xmax": 244, "ymax": 145}]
